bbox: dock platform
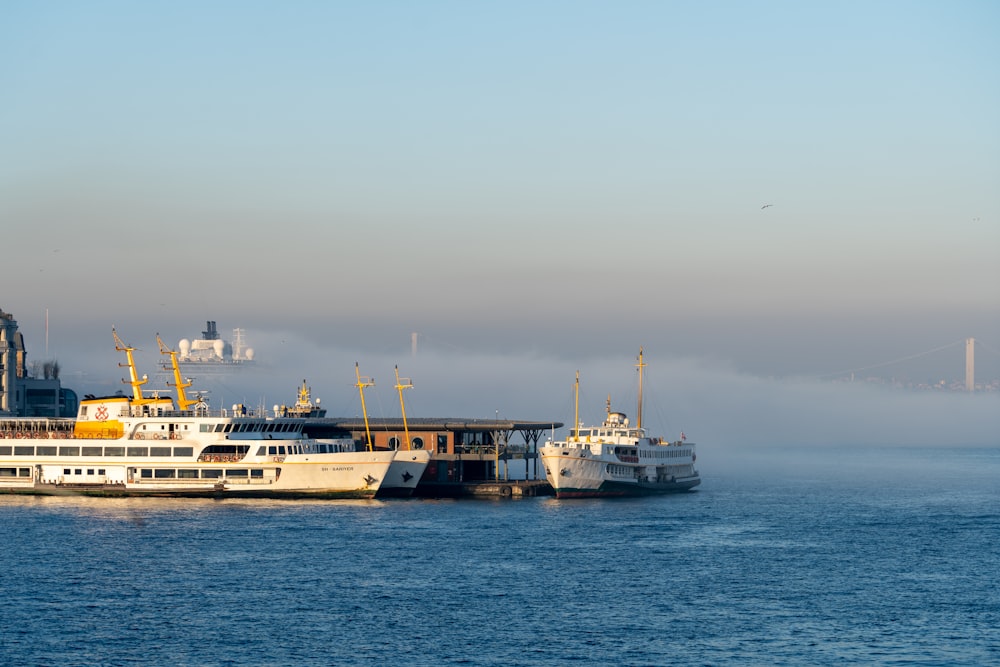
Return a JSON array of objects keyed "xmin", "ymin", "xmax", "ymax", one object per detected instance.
[{"xmin": 413, "ymin": 480, "xmax": 553, "ymax": 499}]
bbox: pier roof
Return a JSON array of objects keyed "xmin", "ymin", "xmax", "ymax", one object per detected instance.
[{"xmin": 304, "ymin": 417, "xmax": 563, "ymax": 432}]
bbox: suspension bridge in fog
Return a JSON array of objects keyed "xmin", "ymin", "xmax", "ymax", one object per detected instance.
[{"xmin": 819, "ymin": 337, "xmax": 1000, "ymax": 391}]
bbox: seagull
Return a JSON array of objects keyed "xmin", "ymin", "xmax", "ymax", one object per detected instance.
[{"xmin": 761, "ymin": 204, "xmax": 773, "ymax": 209}]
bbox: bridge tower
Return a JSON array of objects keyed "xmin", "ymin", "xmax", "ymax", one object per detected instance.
[{"xmin": 965, "ymin": 337, "xmax": 975, "ymax": 392}]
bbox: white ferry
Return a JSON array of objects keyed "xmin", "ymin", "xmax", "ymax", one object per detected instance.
[
  {"xmin": 540, "ymin": 349, "xmax": 700, "ymax": 498},
  {"xmin": 0, "ymin": 331, "xmax": 394, "ymax": 498}
]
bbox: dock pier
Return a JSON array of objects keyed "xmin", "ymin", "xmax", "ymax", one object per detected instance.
[{"xmin": 413, "ymin": 479, "xmax": 553, "ymax": 499}]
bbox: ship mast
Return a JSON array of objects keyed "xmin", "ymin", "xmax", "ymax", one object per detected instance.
[
  {"xmin": 636, "ymin": 347, "xmax": 646, "ymax": 430},
  {"xmin": 113, "ymin": 328, "xmax": 150, "ymax": 404},
  {"xmin": 394, "ymin": 365, "xmax": 413, "ymax": 451},
  {"xmin": 157, "ymin": 333, "xmax": 196, "ymax": 411},
  {"xmin": 573, "ymin": 371, "xmax": 580, "ymax": 442},
  {"xmin": 355, "ymin": 363, "xmax": 375, "ymax": 451}
]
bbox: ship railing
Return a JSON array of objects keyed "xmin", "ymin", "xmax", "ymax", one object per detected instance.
[
  {"xmin": 1, "ymin": 419, "xmax": 77, "ymax": 438},
  {"xmin": 455, "ymin": 444, "xmax": 503, "ymax": 455},
  {"xmin": 128, "ymin": 407, "xmax": 289, "ymax": 420}
]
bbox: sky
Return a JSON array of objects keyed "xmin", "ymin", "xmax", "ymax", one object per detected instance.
[{"xmin": 2, "ymin": 1, "xmax": 998, "ymax": 445}]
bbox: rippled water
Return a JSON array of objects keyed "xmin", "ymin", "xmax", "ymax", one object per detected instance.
[{"xmin": 1, "ymin": 446, "xmax": 997, "ymax": 666}]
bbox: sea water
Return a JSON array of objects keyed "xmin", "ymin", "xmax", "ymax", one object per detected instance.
[{"xmin": 0, "ymin": 445, "xmax": 996, "ymax": 666}]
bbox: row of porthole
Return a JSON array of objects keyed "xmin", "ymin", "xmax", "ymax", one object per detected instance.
[{"xmin": 386, "ymin": 437, "xmax": 425, "ymax": 449}]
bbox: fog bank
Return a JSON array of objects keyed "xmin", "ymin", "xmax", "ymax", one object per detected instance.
[{"xmin": 53, "ymin": 333, "xmax": 999, "ymax": 450}]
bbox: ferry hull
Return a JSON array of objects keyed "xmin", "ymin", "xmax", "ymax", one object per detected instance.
[
  {"xmin": 2, "ymin": 484, "xmax": 379, "ymax": 500},
  {"xmin": 540, "ymin": 444, "xmax": 700, "ymax": 499},
  {"xmin": 1, "ymin": 448, "xmax": 396, "ymax": 499},
  {"xmin": 376, "ymin": 450, "xmax": 432, "ymax": 498}
]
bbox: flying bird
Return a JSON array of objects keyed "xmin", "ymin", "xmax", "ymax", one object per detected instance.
[{"xmin": 761, "ymin": 204, "xmax": 773, "ymax": 209}]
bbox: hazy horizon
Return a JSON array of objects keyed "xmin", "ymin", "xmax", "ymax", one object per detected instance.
[{"xmin": 3, "ymin": 2, "xmax": 997, "ymax": 446}]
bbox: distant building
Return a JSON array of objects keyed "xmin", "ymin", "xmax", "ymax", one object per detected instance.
[{"xmin": 0, "ymin": 307, "xmax": 77, "ymax": 417}]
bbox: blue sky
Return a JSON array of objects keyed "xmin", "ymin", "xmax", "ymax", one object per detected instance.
[{"xmin": 2, "ymin": 2, "xmax": 999, "ymax": 441}]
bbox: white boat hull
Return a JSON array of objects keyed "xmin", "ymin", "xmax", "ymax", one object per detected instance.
[
  {"xmin": 1, "ymin": 441, "xmax": 396, "ymax": 499},
  {"xmin": 540, "ymin": 441, "xmax": 700, "ymax": 498},
  {"xmin": 377, "ymin": 450, "xmax": 432, "ymax": 497}
]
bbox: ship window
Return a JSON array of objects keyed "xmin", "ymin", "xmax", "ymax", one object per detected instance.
[
  {"xmin": 63, "ymin": 468, "xmax": 71, "ymax": 475},
  {"xmin": 75, "ymin": 469, "xmax": 82, "ymax": 475},
  {"xmin": 141, "ymin": 469, "xmax": 153, "ymax": 478},
  {"xmin": 388, "ymin": 437, "xmax": 400, "ymax": 450},
  {"xmin": 0, "ymin": 468, "xmax": 17, "ymax": 477},
  {"xmin": 82, "ymin": 447, "xmax": 102, "ymax": 456},
  {"xmin": 174, "ymin": 447, "xmax": 193, "ymax": 457},
  {"xmin": 268, "ymin": 446, "xmax": 277, "ymax": 455},
  {"xmin": 278, "ymin": 446, "xmax": 286, "ymax": 455},
  {"xmin": 150, "ymin": 447, "xmax": 171, "ymax": 457},
  {"xmin": 128, "ymin": 447, "xmax": 148, "ymax": 456},
  {"xmin": 105, "ymin": 447, "xmax": 125, "ymax": 457},
  {"xmin": 226, "ymin": 469, "xmax": 248, "ymax": 477},
  {"xmin": 154, "ymin": 469, "xmax": 175, "ymax": 479},
  {"xmin": 15, "ymin": 446, "xmax": 34, "ymax": 455},
  {"xmin": 98, "ymin": 469, "xmax": 105, "ymax": 475},
  {"xmin": 178, "ymin": 469, "xmax": 198, "ymax": 479},
  {"xmin": 250, "ymin": 469, "xmax": 263, "ymax": 479},
  {"xmin": 87, "ymin": 469, "xmax": 94, "ymax": 475},
  {"xmin": 201, "ymin": 469, "xmax": 223, "ymax": 478},
  {"xmin": 0, "ymin": 446, "xmax": 10, "ymax": 456},
  {"xmin": 37, "ymin": 446, "xmax": 57, "ymax": 456},
  {"xmin": 412, "ymin": 437, "xmax": 424, "ymax": 450}
]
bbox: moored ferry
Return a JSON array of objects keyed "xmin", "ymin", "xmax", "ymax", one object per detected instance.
[
  {"xmin": 539, "ymin": 349, "xmax": 700, "ymax": 498},
  {"xmin": 0, "ymin": 331, "xmax": 394, "ymax": 498}
]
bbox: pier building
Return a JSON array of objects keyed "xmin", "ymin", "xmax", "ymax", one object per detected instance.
[{"xmin": 302, "ymin": 416, "xmax": 561, "ymax": 496}]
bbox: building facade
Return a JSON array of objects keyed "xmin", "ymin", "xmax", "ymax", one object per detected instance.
[{"xmin": 0, "ymin": 307, "xmax": 77, "ymax": 417}]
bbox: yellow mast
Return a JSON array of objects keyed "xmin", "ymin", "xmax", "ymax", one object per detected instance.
[
  {"xmin": 113, "ymin": 328, "xmax": 150, "ymax": 404},
  {"xmin": 296, "ymin": 380, "xmax": 311, "ymax": 408},
  {"xmin": 355, "ymin": 363, "xmax": 375, "ymax": 451},
  {"xmin": 394, "ymin": 365, "xmax": 413, "ymax": 450},
  {"xmin": 572, "ymin": 371, "xmax": 580, "ymax": 442},
  {"xmin": 157, "ymin": 333, "xmax": 196, "ymax": 411},
  {"xmin": 636, "ymin": 347, "xmax": 646, "ymax": 430}
]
